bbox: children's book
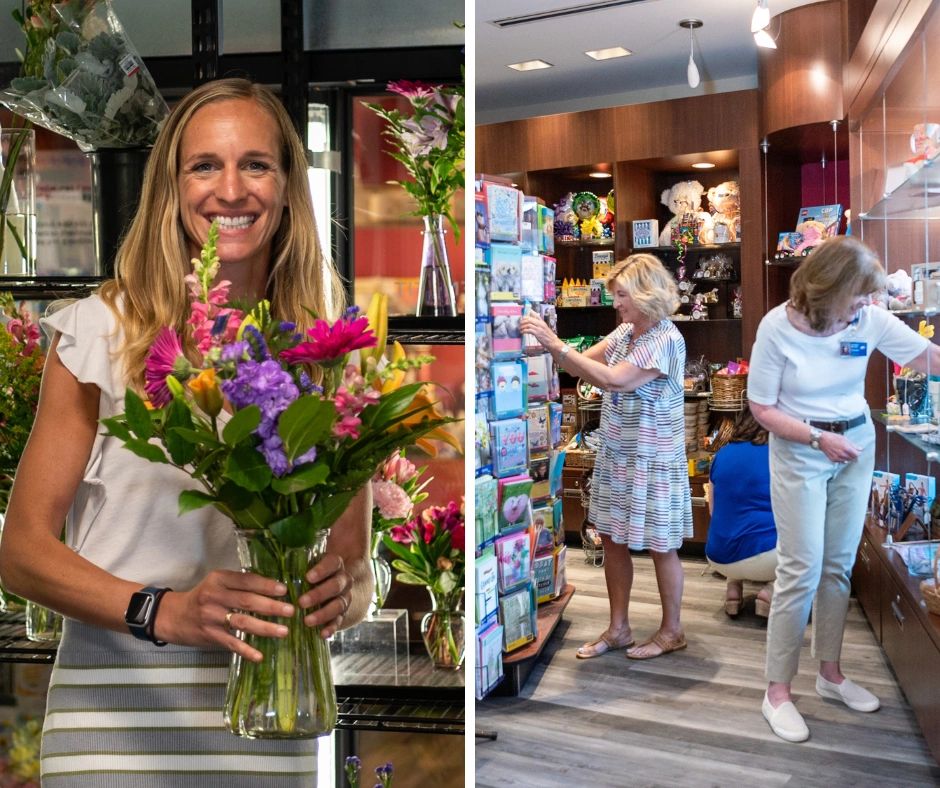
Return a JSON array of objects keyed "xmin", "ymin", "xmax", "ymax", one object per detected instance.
[
  {"xmin": 549, "ymin": 401, "xmax": 563, "ymax": 447},
  {"xmin": 526, "ymin": 352, "xmax": 551, "ymax": 402},
  {"xmin": 903, "ymin": 473, "xmax": 936, "ymax": 541},
  {"xmin": 491, "ymin": 358, "xmax": 526, "ymax": 418},
  {"xmin": 530, "ymin": 453, "xmax": 550, "ymax": 502},
  {"xmin": 542, "ymin": 256, "xmax": 557, "ymax": 302},
  {"xmin": 497, "ymin": 473, "xmax": 534, "ymax": 532},
  {"xmin": 521, "ymin": 196, "xmax": 541, "ymax": 253},
  {"xmin": 490, "ymin": 302, "xmax": 523, "ymax": 358},
  {"xmin": 486, "ymin": 243, "xmax": 523, "ymax": 301},
  {"xmin": 548, "ymin": 448, "xmax": 565, "ymax": 498},
  {"xmin": 520, "ymin": 253, "xmax": 545, "ymax": 303},
  {"xmin": 475, "ymin": 621, "xmax": 504, "ymax": 699},
  {"xmin": 533, "ymin": 553, "xmax": 557, "ymax": 603},
  {"xmin": 870, "ymin": 470, "xmax": 901, "ymax": 528},
  {"xmin": 475, "ymin": 262, "xmax": 490, "ymax": 318},
  {"xmin": 475, "ymin": 550, "xmax": 499, "ymax": 626},
  {"xmin": 490, "ymin": 417, "xmax": 528, "ymax": 478},
  {"xmin": 474, "ymin": 192, "xmax": 490, "ymax": 248},
  {"xmin": 474, "ymin": 318, "xmax": 493, "ymax": 394},
  {"xmin": 495, "ymin": 529, "xmax": 533, "ymax": 594},
  {"xmin": 539, "ymin": 204, "xmax": 555, "ymax": 255},
  {"xmin": 475, "ymin": 409, "xmax": 493, "ymax": 477},
  {"xmin": 500, "ymin": 583, "xmax": 537, "ymax": 652},
  {"xmin": 526, "ymin": 403, "xmax": 549, "ymax": 454},
  {"xmin": 552, "ymin": 496, "xmax": 565, "ymax": 545},
  {"xmin": 532, "ymin": 503, "xmax": 555, "ymax": 557},
  {"xmin": 474, "ymin": 474, "xmax": 498, "ymax": 550},
  {"xmin": 485, "ymin": 182, "xmax": 522, "ymax": 244},
  {"xmin": 554, "ymin": 544, "xmax": 567, "ymax": 593}
]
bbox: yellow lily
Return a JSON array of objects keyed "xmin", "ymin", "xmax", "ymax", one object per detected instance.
[{"xmin": 362, "ymin": 292, "xmax": 389, "ymax": 374}]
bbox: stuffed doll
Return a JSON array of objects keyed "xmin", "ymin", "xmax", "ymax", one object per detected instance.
[
  {"xmin": 553, "ymin": 192, "xmax": 579, "ymax": 240},
  {"xmin": 572, "ymin": 192, "xmax": 603, "ymax": 240},
  {"xmin": 705, "ymin": 180, "xmax": 740, "ymax": 243},
  {"xmin": 659, "ymin": 180, "xmax": 712, "ymax": 246}
]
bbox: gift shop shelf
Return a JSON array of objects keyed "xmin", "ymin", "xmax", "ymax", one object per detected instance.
[
  {"xmin": 491, "ymin": 583, "xmax": 575, "ymax": 697},
  {"xmin": 2, "ymin": 275, "xmax": 104, "ymax": 301},
  {"xmin": 857, "ymin": 161, "xmax": 940, "ymax": 221},
  {"xmin": 387, "ymin": 314, "xmax": 466, "ymax": 345},
  {"xmin": 877, "ymin": 413, "xmax": 940, "ymax": 462},
  {"xmin": 0, "ymin": 612, "xmax": 56, "ymax": 663}
]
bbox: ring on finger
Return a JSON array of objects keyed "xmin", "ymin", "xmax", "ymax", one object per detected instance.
[{"xmin": 224, "ymin": 610, "xmax": 236, "ymax": 631}]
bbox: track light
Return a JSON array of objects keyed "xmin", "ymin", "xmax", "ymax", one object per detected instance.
[
  {"xmin": 679, "ymin": 19, "xmax": 702, "ymax": 89},
  {"xmin": 751, "ymin": 0, "xmax": 770, "ymax": 33}
]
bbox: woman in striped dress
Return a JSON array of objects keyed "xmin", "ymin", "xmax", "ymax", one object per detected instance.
[
  {"xmin": 521, "ymin": 253, "xmax": 692, "ymax": 660},
  {"xmin": 0, "ymin": 79, "xmax": 372, "ymax": 785}
]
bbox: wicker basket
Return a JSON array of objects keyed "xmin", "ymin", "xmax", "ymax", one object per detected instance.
[
  {"xmin": 921, "ymin": 549, "xmax": 940, "ymax": 616},
  {"xmin": 708, "ymin": 373, "xmax": 748, "ymax": 412}
]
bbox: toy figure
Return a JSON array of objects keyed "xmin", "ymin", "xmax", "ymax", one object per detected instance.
[
  {"xmin": 704, "ymin": 180, "xmax": 740, "ymax": 243},
  {"xmin": 553, "ymin": 192, "xmax": 579, "ymax": 240},
  {"xmin": 659, "ymin": 180, "xmax": 712, "ymax": 246}
]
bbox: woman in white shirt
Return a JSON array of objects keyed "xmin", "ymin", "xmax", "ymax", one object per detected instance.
[{"xmin": 748, "ymin": 236, "xmax": 940, "ymax": 743}]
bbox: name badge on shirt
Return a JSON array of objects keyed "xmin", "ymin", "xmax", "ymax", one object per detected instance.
[{"xmin": 840, "ymin": 341, "xmax": 867, "ymax": 357}]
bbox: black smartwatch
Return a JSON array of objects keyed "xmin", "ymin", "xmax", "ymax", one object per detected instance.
[{"xmin": 124, "ymin": 586, "xmax": 171, "ymax": 646}]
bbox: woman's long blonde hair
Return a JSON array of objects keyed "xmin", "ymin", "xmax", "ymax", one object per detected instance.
[{"xmin": 99, "ymin": 78, "xmax": 346, "ymax": 390}]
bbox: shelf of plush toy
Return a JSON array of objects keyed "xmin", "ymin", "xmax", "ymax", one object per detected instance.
[
  {"xmin": 554, "ymin": 237, "xmax": 616, "ymax": 247},
  {"xmin": 630, "ymin": 242, "xmax": 741, "ymax": 254},
  {"xmin": 766, "ymin": 255, "xmax": 804, "ymax": 267}
]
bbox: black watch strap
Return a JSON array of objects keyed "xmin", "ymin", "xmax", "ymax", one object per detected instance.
[{"xmin": 124, "ymin": 586, "xmax": 171, "ymax": 647}]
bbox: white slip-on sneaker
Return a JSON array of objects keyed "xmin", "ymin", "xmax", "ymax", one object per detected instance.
[
  {"xmin": 815, "ymin": 674, "xmax": 880, "ymax": 712},
  {"xmin": 762, "ymin": 692, "xmax": 809, "ymax": 742}
]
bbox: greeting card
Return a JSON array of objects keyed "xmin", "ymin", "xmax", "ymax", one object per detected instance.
[
  {"xmin": 485, "ymin": 182, "xmax": 522, "ymax": 244},
  {"xmin": 497, "ymin": 473, "xmax": 534, "ymax": 532},
  {"xmin": 520, "ymin": 253, "xmax": 545, "ymax": 303},
  {"xmin": 500, "ymin": 583, "xmax": 537, "ymax": 652},
  {"xmin": 474, "ymin": 191, "xmax": 490, "ymax": 248},
  {"xmin": 491, "ymin": 358, "xmax": 527, "ymax": 418},
  {"xmin": 475, "ymin": 550, "xmax": 499, "ymax": 626},
  {"xmin": 490, "ymin": 302, "xmax": 523, "ymax": 358},
  {"xmin": 475, "ymin": 409, "xmax": 493, "ymax": 477},
  {"xmin": 486, "ymin": 243, "xmax": 523, "ymax": 301},
  {"xmin": 521, "ymin": 196, "xmax": 541, "ymax": 253},
  {"xmin": 534, "ymin": 553, "xmax": 557, "ymax": 603},
  {"xmin": 539, "ymin": 204, "xmax": 555, "ymax": 255},
  {"xmin": 490, "ymin": 417, "xmax": 528, "ymax": 478},
  {"xmin": 549, "ymin": 401, "xmax": 563, "ymax": 447},
  {"xmin": 475, "ymin": 621, "xmax": 504, "ymax": 699},
  {"xmin": 526, "ymin": 403, "xmax": 549, "ymax": 453},
  {"xmin": 530, "ymin": 453, "xmax": 550, "ymax": 502},
  {"xmin": 474, "ymin": 318, "xmax": 493, "ymax": 394},
  {"xmin": 475, "ymin": 474, "xmax": 498, "ymax": 549},
  {"xmin": 543, "ymin": 256, "xmax": 557, "ymax": 302},
  {"xmin": 495, "ymin": 529, "xmax": 533, "ymax": 594}
]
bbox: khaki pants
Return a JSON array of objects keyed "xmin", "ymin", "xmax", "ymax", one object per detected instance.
[
  {"xmin": 765, "ymin": 417, "xmax": 875, "ymax": 683},
  {"xmin": 709, "ymin": 548, "xmax": 777, "ymax": 583}
]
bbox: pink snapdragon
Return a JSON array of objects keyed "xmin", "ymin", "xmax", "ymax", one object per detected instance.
[
  {"xmin": 331, "ymin": 364, "xmax": 381, "ymax": 439},
  {"xmin": 5, "ymin": 314, "xmax": 40, "ymax": 355}
]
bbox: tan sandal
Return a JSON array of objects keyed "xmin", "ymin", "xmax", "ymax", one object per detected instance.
[
  {"xmin": 724, "ymin": 597, "xmax": 743, "ymax": 617},
  {"xmin": 755, "ymin": 596, "xmax": 771, "ymax": 618},
  {"xmin": 625, "ymin": 631, "xmax": 687, "ymax": 660},
  {"xmin": 576, "ymin": 630, "xmax": 634, "ymax": 659}
]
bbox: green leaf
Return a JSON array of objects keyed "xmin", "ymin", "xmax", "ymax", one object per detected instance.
[
  {"xmin": 228, "ymin": 495, "xmax": 276, "ymax": 529},
  {"xmin": 309, "ymin": 489, "xmax": 357, "ymax": 531},
  {"xmin": 167, "ymin": 427, "xmax": 224, "ymax": 449},
  {"xmin": 269, "ymin": 509, "xmax": 317, "ymax": 547},
  {"xmin": 360, "ymin": 382, "xmax": 424, "ymax": 428},
  {"xmin": 271, "ymin": 461, "xmax": 330, "ymax": 495},
  {"xmin": 391, "ymin": 569, "xmax": 427, "ymax": 586},
  {"xmin": 222, "ymin": 405, "xmax": 261, "ymax": 446},
  {"xmin": 178, "ymin": 489, "xmax": 216, "ymax": 515},
  {"xmin": 218, "ymin": 480, "xmax": 253, "ymax": 511},
  {"xmin": 277, "ymin": 398, "xmax": 336, "ymax": 462},
  {"xmin": 124, "ymin": 438, "xmax": 168, "ymax": 464},
  {"xmin": 382, "ymin": 534, "xmax": 414, "ymax": 562},
  {"xmin": 165, "ymin": 398, "xmax": 196, "ymax": 465},
  {"xmin": 124, "ymin": 389, "xmax": 153, "ymax": 441},
  {"xmin": 99, "ymin": 416, "xmax": 132, "ymax": 442},
  {"xmin": 224, "ymin": 445, "xmax": 272, "ymax": 492},
  {"xmin": 438, "ymin": 570, "xmax": 457, "ymax": 595},
  {"xmin": 192, "ymin": 447, "xmax": 225, "ymax": 478}
]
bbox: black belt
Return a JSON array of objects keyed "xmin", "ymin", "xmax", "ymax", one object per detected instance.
[{"xmin": 807, "ymin": 415, "xmax": 866, "ymax": 434}]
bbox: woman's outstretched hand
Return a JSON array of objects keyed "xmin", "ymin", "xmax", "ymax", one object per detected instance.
[{"xmin": 520, "ymin": 311, "xmax": 560, "ymax": 352}]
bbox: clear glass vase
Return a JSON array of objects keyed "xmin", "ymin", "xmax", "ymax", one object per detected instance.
[
  {"xmin": 0, "ymin": 128, "xmax": 36, "ymax": 276},
  {"xmin": 416, "ymin": 214, "xmax": 457, "ymax": 317},
  {"xmin": 25, "ymin": 600, "xmax": 62, "ymax": 642},
  {"xmin": 0, "ymin": 503, "xmax": 26, "ymax": 613},
  {"xmin": 369, "ymin": 531, "xmax": 392, "ymax": 617},
  {"xmin": 223, "ymin": 528, "xmax": 337, "ymax": 739},
  {"xmin": 421, "ymin": 588, "xmax": 465, "ymax": 670}
]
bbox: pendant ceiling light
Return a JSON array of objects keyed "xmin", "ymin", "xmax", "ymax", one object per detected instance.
[
  {"xmin": 751, "ymin": 0, "xmax": 770, "ymax": 33},
  {"xmin": 679, "ymin": 18, "xmax": 702, "ymax": 89}
]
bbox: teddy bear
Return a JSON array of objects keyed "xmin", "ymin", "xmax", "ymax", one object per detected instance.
[
  {"xmin": 659, "ymin": 180, "xmax": 712, "ymax": 246},
  {"xmin": 704, "ymin": 180, "xmax": 740, "ymax": 243}
]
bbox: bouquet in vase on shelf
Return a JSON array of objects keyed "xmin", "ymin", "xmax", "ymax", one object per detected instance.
[
  {"xmin": 384, "ymin": 499, "xmax": 465, "ymax": 668},
  {"xmin": 103, "ymin": 223, "xmax": 458, "ymax": 738},
  {"xmin": 369, "ymin": 449, "xmax": 432, "ymax": 612}
]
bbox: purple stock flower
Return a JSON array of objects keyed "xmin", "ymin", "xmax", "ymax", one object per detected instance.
[{"xmin": 220, "ymin": 341, "xmax": 249, "ymax": 362}]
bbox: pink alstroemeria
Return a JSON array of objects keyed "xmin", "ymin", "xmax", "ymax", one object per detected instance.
[
  {"xmin": 144, "ymin": 327, "xmax": 187, "ymax": 406},
  {"xmin": 387, "ymin": 80, "xmax": 435, "ymax": 100},
  {"xmin": 280, "ymin": 315, "xmax": 376, "ymax": 367},
  {"xmin": 389, "ymin": 522, "xmax": 416, "ymax": 545},
  {"xmin": 378, "ymin": 450, "xmax": 418, "ymax": 485},
  {"xmin": 5, "ymin": 316, "xmax": 40, "ymax": 355}
]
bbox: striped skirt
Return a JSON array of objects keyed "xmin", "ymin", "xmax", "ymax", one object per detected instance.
[{"xmin": 41, "ymin": 621, "xmax": 318, "ymax": 787}]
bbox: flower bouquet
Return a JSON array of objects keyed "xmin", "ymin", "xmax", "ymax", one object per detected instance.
[
  {"xmin": 2, "ymin": 0, "xmax": 168, "ymax": 151},
  {"xmin": 102, "ymin": 224, "xmax": 458, "ymax": 738},
  {"xmin": 0, "ymin": 716, "xmax": 41, "ymax": 787},
  {"xmin": 368, "ymin": 450, "xmax": 431, "ymax": 611},
  {"xmin": 383, "ymin": 499, "xmax": 465, "ymax": 668},
  {"xmin": 344, "ymin": 756, "xmax": 393, "ymax": 788},
  {"xmin": 364, "ymin": 80, "xmax": 464, "ymax": 316}
]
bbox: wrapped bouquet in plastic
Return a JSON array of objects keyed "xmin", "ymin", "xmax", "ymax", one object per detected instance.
[{"xmin": 1, "ymin": 0, "xmax": 167, "ymax": 151}]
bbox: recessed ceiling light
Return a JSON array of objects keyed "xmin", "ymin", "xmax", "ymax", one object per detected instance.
[
  {"xmin": 691, "ymin": 162, "xmax": 716, "ymax": 169},
  {"xmin": 585, "ymin": 47, "xmax": 632, "ymax": 61},
  {"xmin": 507, "ymin": 59, "xmax": 553, "ymax": 72},
  {"xmin": 589, "ymin": 171, "xmax": 612, "ymax": 179}
]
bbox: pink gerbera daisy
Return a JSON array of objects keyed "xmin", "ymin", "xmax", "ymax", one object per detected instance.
[
  {"xmin": 280, "ymin": 314, "xmax": 377, "ymax": 367},
  {"xmin": 144, "ymin": 327, "xmax": 188, "ymax": 406}
]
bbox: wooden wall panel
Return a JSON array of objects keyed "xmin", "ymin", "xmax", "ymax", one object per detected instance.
[
  {"xmin": 476, "ymin": 91, "xmax": 759, "ymax": 175},
  {"xmin": 759, "ymin": 0, "xmax": 845, "ymax": 137}
]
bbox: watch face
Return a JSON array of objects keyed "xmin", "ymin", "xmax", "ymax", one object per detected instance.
[{"xmin": 126, "ymin": 592, "xmax": 154, "ymax": 626}]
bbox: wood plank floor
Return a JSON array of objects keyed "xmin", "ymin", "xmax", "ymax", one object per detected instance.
[{"xmin": 476, "ymin": 553, "xmax": 940, "ymax": 787}]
